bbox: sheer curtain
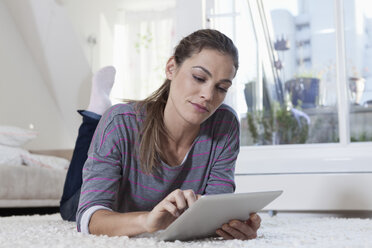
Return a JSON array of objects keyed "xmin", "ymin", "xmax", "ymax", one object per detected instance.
[{"xmin": 111, "ymin": 8, "xmax": 175, "ymax": 103}]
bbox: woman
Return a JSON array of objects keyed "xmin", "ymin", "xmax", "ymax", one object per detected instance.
[{"xmin": 60, "ymin": 29, "xmax": 261, "ymax": 240}]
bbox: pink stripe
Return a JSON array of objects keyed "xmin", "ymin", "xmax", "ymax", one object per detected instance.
[
  {"xmin": 216, "ymin": 145, "xmax": 224, "ymax": 149},
  {"xmin": 159, "ymin": 163, "xmax": 209, "ymax": 172},
  {"xmin": 128, "ymin": 166, "xmax": 174, "ymax": 182},
  {"xmin": 100, "ymin": 127, "xmax": 118, "ymax": 148},
  {"xmin": 192, "ymin": 151, "xmax": 210, "ymax": 157},
  {"xmin": 81, "ymin": 189, "xmax": 116, "ymax": 195},
  {"xmin": 88, "ymin": 156, "xmax": 120, "ymax": 167},
  {"xmin": 227, "ymin": 134, "xmax": 231, "ymax": 153},
  {"xmin": 79, "ymin": 201, "xmax": 92, "ymax": 207},
  {"xmin": 196, "ymin": 133, "xmax": 227, "ymax": 145},
  {"xmin": 123, "ymin": 151, "xmax": 140, "ymax": 160},
  {"xmin": 209, "ymin": 174, "xmax": 234, "ymax": 182},
  {"xmin": 84, "ymin": 177, "xmax": 118, "ymax": 182},
  {"xmin": 200, "ymin": 120, "xmax": 235, "ymax": 130},
  {"xmin": 118, "ymin": 112, "xmax": 144, "ymax": 122},
  {"xmin": 128, "ymin": 178, "xmax": 164, "ymax": 192},
  {"xmin": 215, "ymin": 108, "xmax": 231, "ymax": 112},
  {"xmin": 224, "ymin": 167, "xmax": 235, "ymax": 171},
  {"xmin": 119, "ymin": 111, "xmax": 137, "ymax": 116},
  {"xmin": 182, "ymin": 176, "xmax": 208, "ymax": 183},
  {"xmin": 215, "ymin": 133, "xmax": 228, "ymax": 137},
  {"xmin": 208, "ymin": 183, "xmax": 233, "ymax": 187},
  {"xmin": 214, "ymin": 156, "xmax": 237, "ymax": 163},
  {"xmin": 82, "ymin": 203, "xmax": 111, "ymax": 209},
  {"xmin": 127, "ymin": 165, "xmax": 206, "ymax": 183},
  {"xmin": 160, "ymin": 165, "xmax": 182, "ymax": 172},
  {"xmin": 107, "ymin": 104, "xmax": 125, "ymax": 119},
  {"xmin": 100, "ymin": 104, "xmax": 123, "ymax": 145},
  {"xmin": 104, "ymin": 137, "xmax": 135, "ymax": 158},
  {"xmin": 189, "ymin": 165, "xmax": 207, "ymax": 170},
  {"xmin": 196, "ymin": 188, "xmax": 205, "ymax": 194},
  {"xmin": 131, "ymin": 193, "xmax": 156, "ymax": 202},
  {"xmin": 100, "ymin": 124, "xmax": 138, "ymax": 148},
  {"xmin": 196, "ymin": 138, "xmax": 212, "ymax": 144}
]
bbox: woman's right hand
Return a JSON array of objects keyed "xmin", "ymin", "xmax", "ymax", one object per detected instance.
[{"xmin": 144, "ymin": 189, "xmax": 201, "ymax": 233}]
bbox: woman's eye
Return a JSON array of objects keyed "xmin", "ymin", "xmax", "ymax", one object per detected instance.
[
  {"xmin": 217, "ymin": 86, "xmax": 228, "ymax": 93},
  {"xmin": 193, "ymin": 75, "xmax": 205, "ymax": 82}
]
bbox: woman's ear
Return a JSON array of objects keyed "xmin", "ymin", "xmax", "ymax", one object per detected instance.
[{"xmin": 165, "ymin": 56, "xmax": 176, "ymax": 80}]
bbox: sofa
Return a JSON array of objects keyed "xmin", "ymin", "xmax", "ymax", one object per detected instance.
[{"xmin": 0, "ymin": 126, "xmax": 71, "ymax": 208}]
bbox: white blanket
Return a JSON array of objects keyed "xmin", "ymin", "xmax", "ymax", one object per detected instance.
[{"xmin": 0, "ymin": 213, "xmax": 371, "ymax": 247}]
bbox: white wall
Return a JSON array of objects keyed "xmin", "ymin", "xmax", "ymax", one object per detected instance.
[
  {"xmin": 0, "ymin": 0, "xmax": 81, "ymax": 150},
  {"xmin": 236, "ymin": 173, "xmax": 372, "ymax": 211},
  {"xmin": 0, "ymin": 0, "xmax": 202, "ymax": 150},
  {"xmin": 173, "ymin": 0, "xmax": 203, "ymax": 46},
  {"xmin": 62, "ymin": 0, "xmax": 119, "ymax": 72}
]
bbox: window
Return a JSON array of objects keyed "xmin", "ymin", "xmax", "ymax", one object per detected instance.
[
  {"xmin": 111, "ymin": 3, "xmax": 175, "ymax": 103},
  {"xmin": 205, "ymin": 0, "xmax": 372, "ymax": 174},
  {"xmin": 344, "ymin": 0, "xmax": 372, "ymax": 142}
]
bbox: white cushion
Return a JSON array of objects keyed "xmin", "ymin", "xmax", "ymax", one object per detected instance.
[
  {"xmin": 0, "ymin": 126, "xmax": 38, "ymax": 147},
  {"xmin": 22, "ymin": 153, "xmax": 69, "ymax": 170},
  {"xmin": 0, "ymin": 145, "xmax": 29, "ymax": 165}
]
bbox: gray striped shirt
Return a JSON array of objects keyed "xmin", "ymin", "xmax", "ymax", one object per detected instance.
[{"xmin": 76, "ymin": 103, "xmax": 240, "ymax": 232}]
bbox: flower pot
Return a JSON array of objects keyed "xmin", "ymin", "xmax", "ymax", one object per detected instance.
[
  {"xmin": 349, "ymin": 77, "xmax": 365, "ymax": 105},
  {"xmin": 285, "ymin": 77, "xmax": 320, "ymax": 108}
]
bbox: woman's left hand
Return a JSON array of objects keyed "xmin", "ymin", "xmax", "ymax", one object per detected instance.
[{"xmin": 216, "ymin": 213, "xmax": 261, "ymax": 240}]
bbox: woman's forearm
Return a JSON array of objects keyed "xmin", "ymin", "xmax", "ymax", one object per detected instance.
[{"xmin": 89, "ymin": 209, "xmax": 150, "ymax": 237}]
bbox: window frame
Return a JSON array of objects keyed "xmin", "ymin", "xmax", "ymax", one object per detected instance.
[{"xmin": 206, "ymin": 0, "xmax": 372, "ymax": 175}]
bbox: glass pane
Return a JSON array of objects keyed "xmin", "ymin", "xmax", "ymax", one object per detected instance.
[
  {"xmin": 239, "ymin": 0, "xmax": 340, "ymax": 145},
  {"xmin": 343, "ymin": 0, "xmax": 372, "ymax": 142},
  {"xmin": 63, "ymin": 0, "xmax": 175, "ymax": 103}
]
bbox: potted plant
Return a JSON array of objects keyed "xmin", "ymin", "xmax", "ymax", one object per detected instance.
[
  {"xmin": 285, "ymin": 73, "xmax": 320, "ymax": 109},
  {"xmin": 348, "ymin": 66, "xmax": 365, "ymax": 105},
  {"xmin": 247, "ymin": 101, "xmax": 309, "ymax": 145},
  {"xmin": 345, "ymin": 61, "xmax": 368, "ymax": 105}
]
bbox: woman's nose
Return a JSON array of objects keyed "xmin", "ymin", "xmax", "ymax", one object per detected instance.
[{"xmin": 200, "ymin": 84, "xmax": 213, "ymax": 101}]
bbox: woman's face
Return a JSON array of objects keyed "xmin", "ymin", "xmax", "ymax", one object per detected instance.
[{"xmin": 165, "ymin": 48, "xmax": 236, "ymax": 126}]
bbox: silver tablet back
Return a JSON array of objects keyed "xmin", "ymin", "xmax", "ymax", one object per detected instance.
[{"xmin": 156, "ymin": 190, "xmax": 283, "ymax": 241}]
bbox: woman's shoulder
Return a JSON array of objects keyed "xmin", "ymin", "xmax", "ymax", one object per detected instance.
[
  {"xmin": 202, "ymin": 104, "xmax": 239, "ymax": 132},
  {"xmin": 101, "ymin": 102, "xmax": 142, "ymax": 124},
  {"xmin": 212, "ymin": 104, "xmax": 239, "ymax": 123}
]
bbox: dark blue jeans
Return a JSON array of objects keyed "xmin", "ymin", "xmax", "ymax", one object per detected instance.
[{"xmin": 60, "ymin": 110, "xmax": 100, "ymax": 221}]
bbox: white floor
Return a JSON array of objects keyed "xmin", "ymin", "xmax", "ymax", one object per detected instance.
[{"xmin": 0, "ymin": 212, "xmax": 371, "ymax": 248}]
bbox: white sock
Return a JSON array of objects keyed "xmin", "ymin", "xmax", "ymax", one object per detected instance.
[{"xmin": 87, "ymin": 66, "xmax": 116, "ymax": 115}]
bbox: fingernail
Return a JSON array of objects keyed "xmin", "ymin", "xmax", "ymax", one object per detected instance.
[{"xmin": 252, "ymin": 214, "xmax": 258, "ymax": 220}]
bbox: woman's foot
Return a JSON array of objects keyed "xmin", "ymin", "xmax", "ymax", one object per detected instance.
[{"xmin": 87, "ymin": 66, "xmax": 116, "ymax": 115}]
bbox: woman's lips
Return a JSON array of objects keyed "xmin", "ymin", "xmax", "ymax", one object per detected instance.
[{"xmin": 191, "ymin": 102, "xmax": 209, "ymax": 113}]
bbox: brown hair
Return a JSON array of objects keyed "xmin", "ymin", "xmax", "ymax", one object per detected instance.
[{"xmin": 134, "ymin": 29, "xmax": 239, "ymax": 174}]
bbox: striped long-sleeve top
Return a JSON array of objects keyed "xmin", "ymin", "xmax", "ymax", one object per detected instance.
[{"xmin": 76, "ymin": 102, "xmax": 240, "ymax": 233}]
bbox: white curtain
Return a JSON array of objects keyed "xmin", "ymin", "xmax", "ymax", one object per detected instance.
[{"xmin": 111, "ymin": 8, "xmax": 175, "ymax": 103}]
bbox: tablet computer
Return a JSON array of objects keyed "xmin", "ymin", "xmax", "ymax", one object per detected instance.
[{"xmin": 156, "ymin": 190, "xmax": 283, "ymax": 241}]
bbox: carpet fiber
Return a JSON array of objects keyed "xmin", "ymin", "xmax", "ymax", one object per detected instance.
[{"xmin": 0, "ymin": 213, "xmax": 371, "ymax": 247}]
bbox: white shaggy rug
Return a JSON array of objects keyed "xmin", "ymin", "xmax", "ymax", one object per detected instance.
[{"xmin": 0, "ymin": 213, "xmax": 371, "ymax": 248}]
